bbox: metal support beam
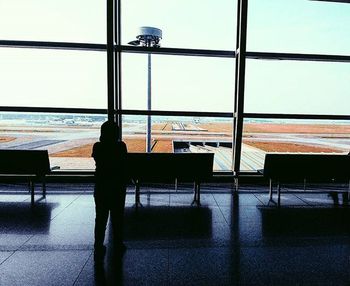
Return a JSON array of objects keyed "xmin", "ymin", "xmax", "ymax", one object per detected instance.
[
  {"xmin": 233, "ymin": 0, "xmax": 248, "ymax": 174},
  {"xmin": 107, "ymin": 0, "xmax": 115, "ymax": 122},
  {"xmin": 115, "ymin": 0, "xmax": 122, "ymax": 136},
  {"xmin": 232, "ymin": 0, "xmax": 241, "ymax": 177}
]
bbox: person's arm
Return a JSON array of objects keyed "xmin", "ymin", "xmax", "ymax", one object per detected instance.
[
  {"xmin": 120, "ymin": 141, "xmax": 130, "ymax": 183},
  {"xmin": 121, "ymin": 141, "xmax": 128, "ymax": 155},
  {"xmin": 92, "ymin": 142, "xmax": 100, "ymax": 162}
]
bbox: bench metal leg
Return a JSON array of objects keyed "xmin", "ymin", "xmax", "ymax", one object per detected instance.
[
  {"xmin": 347, "ymin": 179, "xmax": 350, "ymax": 205},
  {"xmin": 175, "ymin": 178, "xmax": 178, "ymax": 192},
  {"xmin": 269, "ymin": 179, "xmax": 273, "ymax": 200},
  {"xmin": 277, "ymin": 182, "xmax": 281, "ymax": 207},
  {"xmin": 42, "ymin": 176, "xmax": 46, "ymax": 199},
  {"xmin": 192, "ymin": 182, "xmax": 197, "ymax": 205},
  {"xmin": 134, "ymin": 180, "xmax": 143, "ymax": 208},
  {"xmin": 197, "ymin": 182, "xmax": 201, "ymax": 205},
  {"xmin": 191, "ymin": 181, "xmax": 201, "ymax": 207},
  {"xmin": 234, "ymin": 177, "xmax": 239, "ymax": 193},
  {"xmin": 29, "ymin": 180, "xmax": 35, "ymax": 206}
]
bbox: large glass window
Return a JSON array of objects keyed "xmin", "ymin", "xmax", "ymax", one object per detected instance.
[
  {"xmin": 122, "ymin": 115, "xmax": 147, "ymax": 153},
  {"xmin": 122, "ymin": 115, "xmax": 233, "ymax": 171},
  {"xmin": 122, "ymin": 54, "xmax": 235, "ymax": 112},
  {"xmin": 0, "ymin": 48, "xmax": 107, "ymax": 109},
  {"xmin": 247, "ymin": 0, "xmax": 350, "ymax": 55},
  {"xmin": 1, "ymin": 0, "xmax": 349, "ymax": 173},
  {"xmin": 0, "ymin": 0, "xmax": 106, "ymax": 43},
  {"xmin": 122, "ymin": 0, "xmax": 237, "ymax": 50},
  {"xmin": 0, "ymin": 112, "xmax": 106, "ymax": 170},
  {"xmin": 244, "ymin": 60, "xmax": 350, "ymax": 115},
  {"xmin": 241, "ymin": 118, "xmax": 350, "ymax": 171}
]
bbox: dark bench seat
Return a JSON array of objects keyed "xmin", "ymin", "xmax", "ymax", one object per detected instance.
[
  {"xmin": 262, "ymin": 153, "xmax": 350, "ymax": 205},
  {"xmin": 127, "ymin": 153, "xmax": 214, "ymax": 206},
  {"xmin": 0, "ymin": 149, "xmax": 52, "ymax": 205}
]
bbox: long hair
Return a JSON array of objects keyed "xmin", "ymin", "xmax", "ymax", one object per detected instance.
[{"xmin": 99, "ymin": 121, "xmax": 120, "ymax": 143}]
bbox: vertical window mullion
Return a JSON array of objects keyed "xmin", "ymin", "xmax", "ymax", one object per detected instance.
[{"xmin": 233, "ymin": 0, "xmax": 248, "ymax": 174}]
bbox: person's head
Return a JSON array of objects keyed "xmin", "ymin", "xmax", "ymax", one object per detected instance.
[{"xmin": 99, "ymin": 121, "xmax": 120, "ymax": 143}]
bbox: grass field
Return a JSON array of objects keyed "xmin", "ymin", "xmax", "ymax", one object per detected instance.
[
  {"xmin": 244, "ymin": 123, "xmax": 350, "ymax": 134},
  {"xmin": 243, "ymin": 140, "xmax": 342, "ymax": 153},
  {"xmin": 0, "ymin": 137, "xmax": 16, "ymax": 143}
]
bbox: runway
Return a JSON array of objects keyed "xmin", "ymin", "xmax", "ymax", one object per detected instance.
[
  {"xmin": 10, "ymin": 140, "xmax": 66, "ymax": 150},
  {"xmin": 1, "ymin": 120, "xmax": 350, "ymax": 171}
]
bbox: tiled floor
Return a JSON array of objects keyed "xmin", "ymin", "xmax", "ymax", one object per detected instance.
[{"xmin": 0, "ymin": 183, "xmax": 349, "ymax": 286}]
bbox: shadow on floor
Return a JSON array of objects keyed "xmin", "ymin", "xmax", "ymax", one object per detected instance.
[
  {"xmin": 0, "ymin": 202, "xmax": 57, "ymax": 234},
  {"xmin": 123, "ymin": 206, "xmax": 212, "ymax": 240},
  {"xmin": 259, "ymin": 206, "xmax": 350, "ymax": 237}
]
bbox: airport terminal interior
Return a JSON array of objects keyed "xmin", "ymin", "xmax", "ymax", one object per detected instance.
[
  {"xmin": 0, "ymin": 183, "xmax": 349, "ymax": 285},
  {"xmin": 0, "ymin": 0, "xmax": 350, "ymax": 285}
]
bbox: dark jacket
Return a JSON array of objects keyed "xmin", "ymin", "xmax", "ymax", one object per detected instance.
[{"xmin": 92, "ymin": 141, "xmax": 128, "ymax": 190}]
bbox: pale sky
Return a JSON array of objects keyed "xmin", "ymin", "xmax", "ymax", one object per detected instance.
[{"xmin": 0, "ymin": 0, "xmax": 349, "ymax": 114}]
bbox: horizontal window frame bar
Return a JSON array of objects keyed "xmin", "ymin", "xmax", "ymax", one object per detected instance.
[
  {"xmin": 0, "ymin": 106, "xmax": 107, "ymax": 115},
  {"xmin": 0, "ymin": 107, "xmax": 233, "ymax": 118},
  {"xmin": 246, "ymin": 52, "xmax": 350, "ymax": 63},
  {"xmin": 1, "ymin": 108, "xmax": 349, "ymax": 121},
  {"xmin": 1, "ymin": 41, "xmax": 350, "ymax": 63},
  {"xmin": 0, "ymin": 40, "xmax": 106, "ymax": 52},
  {"xmin": 310, "ymin": 1, "xmax": 350, "ymax": 3},
  {"xmin": 118, "ymin": 45, "xmax": 236, "ymax": 58},
  {"xmin": 0, "ymin": 40, "xmax": 235, "ymax": 58},
  {"xmin": 117, "ymin": 109, "xmax": 234, "ymax": 118},
  {"xmin": 244, "ymin": 113, "xmax": 350, "ymax": 120}
]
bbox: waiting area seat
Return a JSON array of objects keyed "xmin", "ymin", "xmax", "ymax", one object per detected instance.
[
  {"xmin": 262, "ymin": 153, "xmax": 350, "ymax": 205},
  {"xmin": 0, "ymin": 149, "xmax": 52, "ymax": 205},
  {"xmin": 127, "ymin": 153, "xmax": 214, "ymax": 206}
]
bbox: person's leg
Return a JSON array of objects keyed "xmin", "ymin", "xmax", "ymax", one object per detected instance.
[
  {"xmin": 341, "ymin": 192, "xmax": 348, "ymax": 205},
  {"xmin": 94, "ymin": 193, "xmax": 109, "ymax": 252},
  {"xmin": 328, "ymin": 192, "xmax": 339, "ymax": 205},
  {"xmin": 110, "ymin": 187, "xmax": 127, "ymax": 252}
]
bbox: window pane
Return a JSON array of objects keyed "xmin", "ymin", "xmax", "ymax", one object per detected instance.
[
  {"xmin": 122, "ymin": 0, "xmax": 237, "ymax": 50},
  {"xmin": 0, "ymin": 112, "xmax": 106, "ymax": 170},
  {"xmin": 122, "ymin": 54, "xmax": 235, "ymax": 113},
  {"xmin": 244, "ymin": 60, "xmax": 350, "ymax": 115},
  {"xmin": 0, "ymin": 48, "xmax": 107, "ymax": 109},
  {"xmin": 241, "ymin": 118, "xmax": 350, "ymax": 172},
  {"xmin": 122, "ymin": 115, "xmax": 147, "ymax": 153},
  {"xmin": 247, "ymin": 0, "xmax": 350, "ymax": 55},
  {"xmin": 0, "ymin": 0, "xmax": 106, "ymax": 43},
  {"xmin": 122, "ymin": 115, "xmax": 233, "ymax": 171}
]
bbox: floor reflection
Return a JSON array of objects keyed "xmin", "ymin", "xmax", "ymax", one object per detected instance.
[
  {"xmin": 123, "ymin": 206, "xmax": 212, "ymax": 240},
  {"xmin": 0, "ymin": 185, "xmax": 349, "ymax": 286},
  {"xmin": 259, "ymin": 206, "xmax": 350, "ymax": 236},
  {"xmin": 0, "ymin": 202, "xmax": 57, "ymax": 234},
  {"xmin": 230, "ymin": 191, "xmax": 240, "ymax": 286}
]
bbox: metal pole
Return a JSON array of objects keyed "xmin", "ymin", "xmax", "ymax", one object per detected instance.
[{"xmin": 147, "ymin": 53, "xmax": 152, "ymax": 153}]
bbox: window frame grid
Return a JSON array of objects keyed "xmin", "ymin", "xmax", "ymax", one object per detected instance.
[{"xmin": 1, "ymin": 0, "xmax": 350, "ymax": 174}]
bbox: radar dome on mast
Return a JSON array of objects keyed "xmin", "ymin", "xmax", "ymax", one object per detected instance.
[{"xmin": 136, "ymin": 26, "xmax": 162, "ymax": 47}]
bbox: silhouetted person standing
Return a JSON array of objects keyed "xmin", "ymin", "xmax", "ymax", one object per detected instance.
[{"xmin": 92, "ymin": 121, "xmax": 128, "ymax": 261}]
